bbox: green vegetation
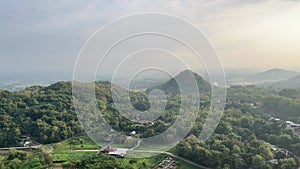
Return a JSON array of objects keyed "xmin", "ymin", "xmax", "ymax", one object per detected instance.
[
  {"xmin": 0, "ymin": 149, "xmax": 43, "ymax": 169},
  {"xmin": 53, "ymin": 151, "xmax": 94, "ymax": 163},
  {"xmin": 172, "ymin": 85, "xmax": 300, "ymax": 168},
  {"xmin": 61, "ymin": 153, "xmax": 167, "ymax": 169},
  {"xmin": 176, "ymin": 160, "xmax": 202, "ymax": 169},
  {"xmin": 52, "ymin": 134, "xmax": 99, "ymax": 151},
  {"xmin": 273, "ymin": 75, "xmax": 300, "ymax": 89},
  {"xmin": 0, "ymin": 82, "xmax": 82, "ymax": 147},
  {"xmin": 1, "ymin": 70, "xmax": 300, "ymax": 168},
  {"xmin": 262, "ymin": 94, "xmax": 300, "ymax": 122}
]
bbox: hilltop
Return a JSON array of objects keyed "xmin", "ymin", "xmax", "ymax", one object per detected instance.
[{"xmin": 147, "ymin": 69, "xmax": 210, "ymax": 95}]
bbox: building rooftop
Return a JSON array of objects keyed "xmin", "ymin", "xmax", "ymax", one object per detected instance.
[{"xmin": 108, "ymin": 148, "xmax": 129, "ymax": 157}]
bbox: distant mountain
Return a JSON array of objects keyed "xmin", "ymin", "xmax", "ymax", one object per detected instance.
[
  {"xmin": 147, "ymin": 70, "xmax": 210, "ymax": 94},
  {"xmin": 272, "ymin": 75, "xmax": 300, "ymax": 89},
  {"xmin": 228, "ymin": 68, "xmax": 299, "ymax": 85},
  {"xmin": 253, "ymin": 68, "xmax": 299, "ymax": 81}
]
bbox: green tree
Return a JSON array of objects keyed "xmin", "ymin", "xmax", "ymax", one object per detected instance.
[
  {"xmin": 279, "ymin": 158, "xmax": 298, "ymax": 169},
  {"xmin": 251, "ymin": 155, "xmax": 270, "ymax": 169}
]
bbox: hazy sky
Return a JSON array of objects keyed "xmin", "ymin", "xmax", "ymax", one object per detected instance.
[{"xmin": 1, "ymin": 0, "xmax": 300, "ymax": 74}]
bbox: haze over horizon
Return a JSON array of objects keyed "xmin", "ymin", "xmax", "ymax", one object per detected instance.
[{"xmin": 1, "ymin": 0, "xmax": 300, "ymax": 75}]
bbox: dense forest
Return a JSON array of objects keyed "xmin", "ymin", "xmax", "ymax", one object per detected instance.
[
  {"xmin": 1, "ymin": 71, "xmax": 300, "ymax": 168},
  {"xmin": 0, "ymin": 82, "xmax": 81, "ymax": 147}
]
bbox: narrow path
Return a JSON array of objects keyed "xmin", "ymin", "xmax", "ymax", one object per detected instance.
[
  {"xmin": 72, "ymin": 149, "xmax": 98, "ymax": 152},
  {"xmin": 0, "ymin": 145, "xmax": 40, "ymax": 150},
  {"xmin": 130, "ymin": 139, "xmax": 142, "ymax": 150}
]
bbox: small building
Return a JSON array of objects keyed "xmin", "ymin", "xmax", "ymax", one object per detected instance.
[
  {"xmin": 24, "ymin": 141, "xmax": 31, "ymax": 147},
  {"xmin": 271, "ymin": 145, "xmax": 278, "ymax": 151},
  {"xmin": 291, "ymin": 123, "xmax": 300, "ymax": 128},
  {"xmin": 20, "ymin": 134, "xmax": 31, "ymax": 140},
  {"xmin": 19, "ymin": 134, "xmax": 31, "ymax": 147},
  {"xmin": 108, "ymin": 148, "xmax": 128, "ymax": 158},
  {"xmin": 269, "ymin": 117, "xmax": 281, "ymax": 121},
  {"xmin": 99, "ymin": 146, "xmax": 128, "ymax": 158},
  {"xmin": 101, "ymin": 145, "xmax": 116, "ymax": 153},
  {"xmin": 130, "ymin": 131, "xmax": 136, "ymax": 136},
  {"xmin": 286, "ymin": 121, "xmax": 300, "ymax": 128}
]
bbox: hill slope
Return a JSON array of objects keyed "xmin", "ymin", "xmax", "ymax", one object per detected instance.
[
  {"xmin": 254, "ymin": 68, "xmax": 298, "ymax": 81},
  {"xmin": 147, "ymin": 70, "xmax": 210, "ymax": 94},
  {"xmin": 272, "ymin": 75, "xmax": 300, "ymax": 89}
]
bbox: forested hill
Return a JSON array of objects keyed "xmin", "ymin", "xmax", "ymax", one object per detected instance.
[
  {"xmin": 147, "ymin": 70, "xmax": 211, "ymax": 95},
  {"xmin": 0, "ymin": 70, "xmax": 211, "ymax": 148},
  {"xmin": 272, "ymin": 75, "xmax": 300, "ymax": 89},
  {"xmin": 0, "ymin": 81, "xmax": 117, "ymax": 147},
  {"xmin": 2, "ymin": 74, "xmax": 300, "ymax": 168},
  {"xmin": 0, "ymin": 82, "xmax": 77, "ymax": 147}
]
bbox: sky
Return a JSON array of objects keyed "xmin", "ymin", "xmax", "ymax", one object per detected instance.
[{"xmin": 0, "ymin": 0, "xmax": 300, "ymax": 76}]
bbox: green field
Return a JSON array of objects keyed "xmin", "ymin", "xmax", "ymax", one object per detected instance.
[
  {"xmin": 50, "ymin": 134, "xmax": 202, "ymax": 168},
  {"xmin": 52, "ymin": 133, "xmax": 99, "ymax": 151},
  {"xmin": 53, "ymin": 151, "xmax": 95, "ymax": 162},
  {"xmin": 118, "ymin": 154, "xmax": 167, "ymax": 169},
  {"xmin": 0, "ymin": 134, "xmax": 205, "ymax": 169}
]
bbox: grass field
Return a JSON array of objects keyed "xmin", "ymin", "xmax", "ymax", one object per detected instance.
[
  {"xmin": 50, "ymin": 133, "xmax": 204, "ymax": 168},
  {"xmin": 53, "ymin": 151, "xmax": 95, "ymax": 162},
  {"xmin": 0, "ymin": 133, "xmax": 205, "ymax": 169},
  {"xmin": 52, "ymin": 133, "xmax": 99, "ymax": 152}
]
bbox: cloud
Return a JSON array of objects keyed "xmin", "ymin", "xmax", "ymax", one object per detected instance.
[{"xmin": 0, "ymin": 0, "xmax": 299, "ymax": 73}]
